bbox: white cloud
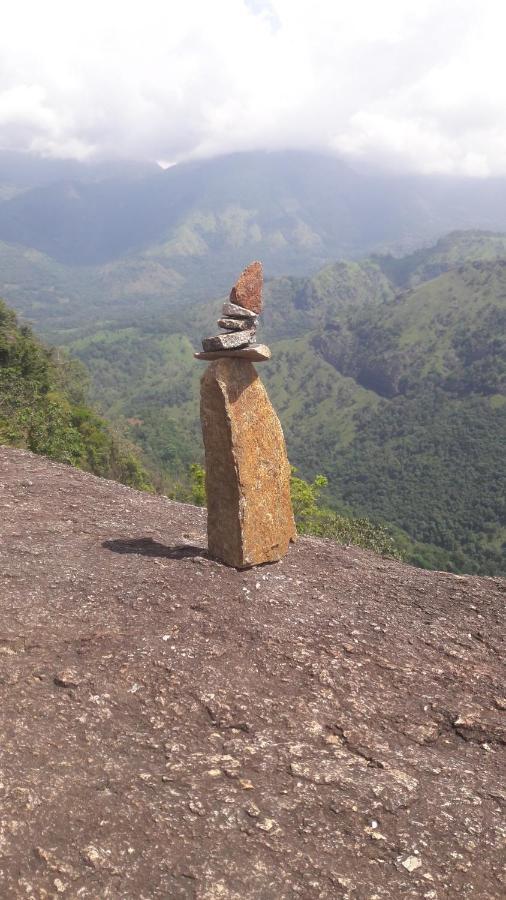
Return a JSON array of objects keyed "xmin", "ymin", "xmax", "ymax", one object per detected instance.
[{"xmin": 0, "ymin": 0, "xmax": 505, "ymax": 175}]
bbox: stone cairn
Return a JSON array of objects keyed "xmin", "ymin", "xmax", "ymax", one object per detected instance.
[
  {"xmin": 194, "ymin": 260, "xmax": 270, "ymax": 362},
  {"xmin": 195, "ymin": 261, "xmax": 296, "ymax": 568}
]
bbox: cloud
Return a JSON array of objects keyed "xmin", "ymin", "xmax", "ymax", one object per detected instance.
[{"xmin": 0, "ymin": 0, "xmax": 504, "ymax": 175}]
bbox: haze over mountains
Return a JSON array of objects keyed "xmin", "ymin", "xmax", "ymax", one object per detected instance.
[
  {"xmin": 0, "ymin": 151, "xmax": 505, "ymax": 576},
  {"xmin": 5, "ymin": 149, "xmax": 506, "ymax": 336}
]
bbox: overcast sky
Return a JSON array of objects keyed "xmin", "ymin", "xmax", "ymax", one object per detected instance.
[{"xmin": 0, "ymin": 0, "xmax": 504, "ymax": 176}]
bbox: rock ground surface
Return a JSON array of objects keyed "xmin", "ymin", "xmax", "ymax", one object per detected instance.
[{"xmin": 0, "ymin": 446, "xmax": 505, "ymax": 899}]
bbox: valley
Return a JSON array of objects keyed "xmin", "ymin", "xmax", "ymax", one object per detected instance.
[
  {"xmin": 7, "ymin": 231, "xmax": 502, "ymax": 577},
  {"xmin": 0, "ymin": 152, "xmax": 504, "ymax": 576}
]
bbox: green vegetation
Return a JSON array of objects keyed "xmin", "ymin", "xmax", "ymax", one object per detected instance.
[
  {"xmin": 2, "ymin": 230, "xmax": 505, "ymax": 576},
  {"xmin": 309, "ymin": 255, "xmax": 506, "ymax": 574},
  {"xmin": 52, "ymin": 230, "xmax": 506, "ymax": 576},
  {"xmin": 188, "ymin": 463, "xmax": 206, "ymax": 506},
  {"xmin": 187, "ymin": 464, "xmax": 403, "ymax": 559},
  {"xmin": 289, "ymin": 470, "xmax": 403, "ymax": 558},
  {"xmin": 337, "ymin": 391, "xmax": 505, "ymax": 574},
  {"xmin": 0, "ymin": 299, "xmax": 152, "ymax": 490}
]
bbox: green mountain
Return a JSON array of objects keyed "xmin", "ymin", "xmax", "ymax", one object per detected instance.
[
  {"xmin": 3, "ymin": 149, "xmax": 504, "ymax": 575},
  {"xmin": 0, "ymin": 150, "xmax": 448, "ymax": 267},
  {"xmin": 55, "ymin": 231, "xmax": 506, "ymax": 576},
  {"xmin": 311, "ymin": 262, "xmax": 505, "ymax": 573},
  {"xmin": 0, "ymin": 298, "xmax": 151, "ymax": 490},
  {"xmin": 6, "ymin": 150, "xmax": 506, "ymax": 341}
]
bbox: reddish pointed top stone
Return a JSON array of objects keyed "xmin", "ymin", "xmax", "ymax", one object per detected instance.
[{"xmin": 229, "ymin": 261, "xmax": 263, "ymax": 314}]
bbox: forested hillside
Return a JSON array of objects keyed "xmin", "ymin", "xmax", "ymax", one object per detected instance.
[
  {"xmin": 58, "ymin": 232, "xmax": 506, "ymax": 576},
  {"xmin": 0, "ymin": 295, "xmax": 401, "ymax": 562},
  {"xmin": 0, "ymin": 299, "xmax": 151, "ymax": 489}
]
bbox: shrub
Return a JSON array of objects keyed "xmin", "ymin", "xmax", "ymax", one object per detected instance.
[{"xmin": 188, "ymin": 461, "xmax": 403, "ymax": 559}]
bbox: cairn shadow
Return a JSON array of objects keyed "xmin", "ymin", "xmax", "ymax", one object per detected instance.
[{"xmin": 103, "ymin": 537, "xmax": 206, "ymax": 560}]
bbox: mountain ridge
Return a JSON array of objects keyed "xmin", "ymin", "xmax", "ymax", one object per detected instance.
[{"xmin": 5, "ymin": 150, "xmax": 506, "ymax": 331}]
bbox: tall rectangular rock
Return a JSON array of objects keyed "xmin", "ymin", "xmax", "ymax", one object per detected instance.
[{"xmin": 200, "ymin": 358, "xmax": 296, "ymax": 568}]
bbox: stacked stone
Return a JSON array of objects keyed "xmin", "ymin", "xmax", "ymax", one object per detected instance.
[
  {"xmin": 194, "ymin": 260, "xmax": 295, "ymax": 568},
  {"xmin": 194, "ymin": 261, "xmax": 271, "ymax": 362}
]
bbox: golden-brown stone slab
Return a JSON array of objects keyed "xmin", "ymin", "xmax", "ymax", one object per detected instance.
[{"xmin": 200, "ymin": 358, "xmax": 296, "ymax": 567}]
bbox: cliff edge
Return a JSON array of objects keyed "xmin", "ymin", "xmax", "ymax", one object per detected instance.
[{"xmin": 0, "ymin": 447, "xmax": 504, "ymax": 899}]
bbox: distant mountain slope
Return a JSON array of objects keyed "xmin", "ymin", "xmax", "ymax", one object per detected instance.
[
  {"xmin": 57, "ymin": 232, "xmax": 506, "ymax": 575},
  {"xmin": 0, "ymin": 239, "xmax": 187, "ymax": 336},
  {"xmin": 311, "ymin": 259, "xmax": 506, "ymax": 571},
  {"xmin": 0, "ymin": 150, "xmax": 408, "ymax": 267},
  {"xmin": 315, "ymin": 259, "xmax": 506, "ymax": 397},
  {"xmin": 2, "ymin": 228, "xmax": 505, "ymax": 573},
  {"xmin": 375, "ymin": 230, "xmax": 506, "ymax": 288},
  {"xmin": 5, "ymin": 150, "xmax": 506, "ymax": 322}
]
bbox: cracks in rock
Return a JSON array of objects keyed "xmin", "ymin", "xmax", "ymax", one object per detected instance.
[
  {"xmin": 327, "ymin": 725, "xmax": 385, "ymax": 768},
  {"xmin": 202, "ymin": 700, "xmax": 251, "ymax": 733},
  {"xmin": 432, "ymin": 706, "xmax": 506, "ymax": 746}
]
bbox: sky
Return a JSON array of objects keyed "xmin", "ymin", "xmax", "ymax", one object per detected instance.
[{"xmin": 0, "ymin": 0, "xmax": 504, "ymax": 176}]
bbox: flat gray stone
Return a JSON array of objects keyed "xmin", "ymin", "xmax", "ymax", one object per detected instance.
[
  {"xmin": 222, "ymin": 301, "xmax": 255, "ymax": 318},
  {"xmin": 218, "ymin": 316, "xmax": 257, "ymax": 331},
  {"xmin": 202, "ymin": 329, "xmax": 256, "ymax": 352},
  {"xmin": 194, "ymin": 343, "xmax": 272, "ymax": 362}
]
